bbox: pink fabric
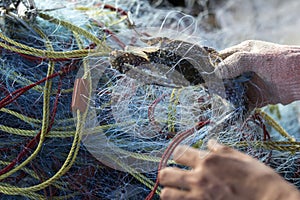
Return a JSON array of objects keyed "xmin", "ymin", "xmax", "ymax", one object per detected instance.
[{"xmin": 217, "ymin": 40, "xmax": 300, "ymax": 106}]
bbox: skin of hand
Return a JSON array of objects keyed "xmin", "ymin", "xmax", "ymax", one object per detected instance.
[
  {"xmin": 159, "ymin": 139, "xmax": 300, "ymax": 200},
  {"xmin": 216, "ymin": 40, "xmax": 300, "ymax": 107}
]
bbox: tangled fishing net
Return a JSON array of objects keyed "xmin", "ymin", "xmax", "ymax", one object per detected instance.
[{"xmin": 0, "ymin": 0, "xmax": 299, "ymax": 199}]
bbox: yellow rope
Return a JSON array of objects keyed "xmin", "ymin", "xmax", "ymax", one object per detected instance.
[
  {"xmin": 168, "ymin": 89, "xmax": 179, "ymax": 132},
  {"xmin": 0, "ymin": 161, "xmax": 70, "ymax": 195},
  {"xmin": 0, "ymin": 27, "xmax": 55, "ymax": 181},
  {"xmin": 103, "ymin": 153, "xmax": 161, "ymax": 195},
  {"xmin": 0, "ymin": 5, "xmax": 166, "ymax": 198},
  {"xmin": 0, "ymin": 69, "xmax": 73, "ymax": 94},
  {"xmin": 0, "ymin": 125, "xmax": 38, "ymax": 137},
  {"xmin": 0, "ymin": 108, "xmax": 41, "ymax": 124},
  {"xmin": 0, "ymin": 36, "xmax": 91, "ymax": 59},
  {"xmin": 255, "ymin": 109, "xmax": 295, "ymax": 142},
  {"xmin": 234, "ymin": 141, "xmax": 300, "ymax": 152},
  {"xmin": 38, "ymin": 13, "xmax": 106, "ymax": 48},
  {"xmin": 0, "ymin": 69, "xmax": 43, "ymax": 92},
  {"xmin": 0, "ymin": 30, "xmax": 92, "ymax": 192},
  {"xmin": 267, "ymin": 105, "xmax": 282, "ymax": 119},
  {"xmin": 0, "ymin": 12, "xmax": 111, "ymax": 59},
  {"xmin": 0, "ymin": 120, "xmax": 81, "ymax": 194},
  {"xmin": 0, "ymin": 26, "xmax": 85, "ymax": 196},
  {"xmin": 0, "ymin": 183, "xmax": 46, "ymax": 200},
  {"xmin": 74, "ymin": 32, "xmax": 163, "ymax": 195},
  {"xmin": 0, "ymin": 161, "xmax": 40, "ymax": 180},
  {"xmin": 0, "ymin": 120, "xmax": 138, "ymax": 138},
  {"xmin": 112, "ymin": 146, "xmax": 176, "ymax": 164}
]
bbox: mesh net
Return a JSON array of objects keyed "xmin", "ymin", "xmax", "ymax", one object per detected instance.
[{"xmin": 0, "ymin": 0, "xmax": 299, "ymax": 199}]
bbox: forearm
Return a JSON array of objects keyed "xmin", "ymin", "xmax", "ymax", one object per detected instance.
[{"xmin": 251, "ymin": 171, "xmax": 300, "ymax": 200}]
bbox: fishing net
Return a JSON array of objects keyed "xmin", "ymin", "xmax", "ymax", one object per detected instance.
[{"xmin": 0, "ymin": 0, "xmax": 299, "ymax": 199}]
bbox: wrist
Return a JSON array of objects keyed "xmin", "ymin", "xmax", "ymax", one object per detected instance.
[
  {"xmin": 255, "ymin": 173, "xmax": 300, "ymax": 200},
  {"xmin": 272, "ymin": 179, "xmax": 300, "ymax": 200}
]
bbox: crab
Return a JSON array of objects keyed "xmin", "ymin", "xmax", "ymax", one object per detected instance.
[{"xmin": 0, "ymin": 0, "xmax": 37, "ymax": 32}]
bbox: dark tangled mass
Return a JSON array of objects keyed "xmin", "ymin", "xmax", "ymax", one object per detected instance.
[{"xmin": 109, "ymin": 37, "xmax": 250, "ymax": 116}]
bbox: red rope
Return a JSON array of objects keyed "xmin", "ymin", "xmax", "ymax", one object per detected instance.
[
  {"xmin": 90, "ymin": 19, "xmax": 126, "ymax": 49},
  {"xmin": 0, "ymin": 64, "xmax": 75, "ymax": 109},
  {"xmin": 94, "ymin": 3, "xmax": 128, "ymax": 16},
  {"xmin": 145, "ymin": 120, "xmax": 210, "ymax": 200},
  {"xmin": 0, "ymin": 66, "xmax": 65, "ymax": 176},
  {"xmin": 148, "ymin": 94, "xmax": 167, "ymax": 133}
]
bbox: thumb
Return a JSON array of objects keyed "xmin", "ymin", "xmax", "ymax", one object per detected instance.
[
  {"xmin": 207, "ymin": 139, "xmax": 232, "ymax": 153},
  {"xmin": 216, "ymin": 52, "xmax": 252, "ymax": 79}
]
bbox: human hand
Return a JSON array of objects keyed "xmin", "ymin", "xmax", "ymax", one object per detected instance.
[
  {"xmin": 159, "ymin": 139, "xmax": 300, "ymax": 200},
  {"xmin": 216, "ymin": 40, "xmax": 300, "ymax": 107}
]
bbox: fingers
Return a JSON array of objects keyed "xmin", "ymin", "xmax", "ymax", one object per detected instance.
[
  {"xmin": 173, "ymin": 141, "xmax": 240, "ymax": 164},
  {"xmin": 207, "ymin": 139, "xmax": 252, "ymax": 161},
  {"xmin": 207, "ymin": 139, "xmax": 230, "ymax": 153},
  {"xmin": 173, "ymin": 145, "xmax": 209, "ymax": 168},
  {"xmin": 160, "ymin": 187, "xmax": 189, "ymax": 200},
  {"xmin": 172, "ymin": 141, "xmax": 235, "ymax": 168},
  {"xmin": 216, "ymin": 52, "xmax": 253, "ymax": 79},
  {"xmin": 218, "ymin": 46, "xmax": 241, "ymax": 59},
  {"xmin": 158, "ymin": 167, "xmax": 191, "ymax": 189},
  {"xmin": 219, "ymin": 40, "xmax": 260, "ymax": 56},
  {"xmin": 217, "ymin": 40, "xmax": 262, "ymax": 79},
  {"xmin": 218, "ymin": 40, "xmax": 252, "ymax": 58}
]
